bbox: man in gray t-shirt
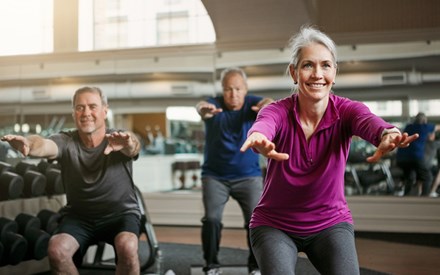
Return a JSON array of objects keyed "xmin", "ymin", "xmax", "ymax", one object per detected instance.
[{"xmin": 1, "ymin": 86, "xmax": 142, "ymax": 275}]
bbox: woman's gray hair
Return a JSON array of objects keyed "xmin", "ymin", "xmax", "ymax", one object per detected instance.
[
  {"xmin": 72, "ymin": 86, "xmax": 108, "ymax": 107},
  {"xmin": 220, "ymin": 67, "xmax": 248, "ymax": 87},
  {"xmin": 287, "ymin": 25, "xmax": 338, "ymax": 71}
]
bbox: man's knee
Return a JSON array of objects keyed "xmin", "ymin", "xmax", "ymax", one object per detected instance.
[
  {"xmin": 47, "ymin": 234, "xmax": 77, "ymax": 262},
  {"xmin": 115, "ymin": 232, "xmax": 139, "ymax": 259},
  {"xmin": 115, "ymin": 237, "xmax": 140, "ymax": 273}
]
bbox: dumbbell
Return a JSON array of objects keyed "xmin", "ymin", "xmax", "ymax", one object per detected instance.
[
  {"xmin": 45, "ymin": 168, "xmax": 64, "ymax": 195},
  {"xmin": 0, "ymin": 171, "xmax": 24, "ymax": 201},
  {"xmin": 0, "ymin": 217, "xmax": 28, "ymax": 266},
  {"xmin": 37, "ymin": 160, "xmax": 60, "ymax": 174},
  {"xmin": 15, "ymin": 213, "xmax": 50, "ymax": 261},
  {"xmin": 37, "ymin": 209, "xmax": 61, "ymax": 235},
  {"xmin": 14, "ymin": 161, "xmax": 47, "ymax": 198},
  {"xmin": 0, "ymin": 161, "xmax": 13, "ymax": 174},
  {"xmin": 37, "ymin": 160, "xmax": 64, "ymax": 195},
  {"xmin": 0, "ymin": 161, "xmax": 25, "ymax": 201},
  {"xmin": 14, "ymin": 161, "xmax": 38, "ymax": 175},
  {"xmin": 22, "ymin": 170, "xmax": 47, "ymax": 198}
]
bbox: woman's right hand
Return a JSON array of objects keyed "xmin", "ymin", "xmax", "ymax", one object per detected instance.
[{"xmin": 240, "ymin": 132, "xmax": 289, "ymax": 161}]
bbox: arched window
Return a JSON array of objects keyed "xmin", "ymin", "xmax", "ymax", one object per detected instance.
[
  {"xmin": 0, "ymin": 0, "xmax": 53, "ymax": 56},
  {"xmin": 78, "ymin": 0, "xmax": 215, "ymax": 51}
]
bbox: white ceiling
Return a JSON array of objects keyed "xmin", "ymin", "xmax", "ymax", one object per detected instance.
[
  {"xmin": 202, "ymin": 0, "xmax": 440, "ymax": 74},
  {"xmin": 203, "ymin": 0, "xmax": 440, "ymax": 51}
]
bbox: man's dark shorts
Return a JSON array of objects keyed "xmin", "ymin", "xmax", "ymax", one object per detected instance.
[{"xmin": 55, "ymin": 213, "xmax": 141, "ymax": 265}]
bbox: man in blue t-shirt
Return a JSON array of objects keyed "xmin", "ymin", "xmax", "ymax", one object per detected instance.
[
  {"xmin": 397, "ymin": 112, "xmax": 436, "ymax": 196},
  {"xmin": 196, "ymin": 67, "xmax": 273, "ymax": 275}
]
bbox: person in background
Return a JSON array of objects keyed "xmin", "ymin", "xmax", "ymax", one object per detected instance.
[
  {"xmin": 429, "ymin": 167, "xmax": 440, "ymax": 197},
  {"xmin": 425, "ymin": 126, "xmax": 440, "ymax": 197},
  {"xmin": 396, "ymin": 112, "xmax": 436, "ymax": 196},
  {"xmin": 426, "ymin": 137, "xmax": 440, "ymax": 197},
  {"xmin": 1, "ymin": 87, "xmax": 142, "ymax": 275},
  {"xmin": 196, "ymin": 67, "xmax": 273, "ymax": 275},
  {"xmin": 240, "ymin": 25, "xmax": 418, "ymax": 275}
]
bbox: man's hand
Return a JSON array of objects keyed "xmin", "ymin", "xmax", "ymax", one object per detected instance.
[
  {"xmin": 196, "ymin": 101, "xmax": 222, "ymax": 119},
  {"xmin": 240, "ymin": 132, "xmax": 289, "ymax": 161},
  {"xmin": 104, "ymin": 131, "xmax": 139, "ymax": 157},
  {"xmin": 367, "ymin": 132, "xmax": 419, "ymax": 163},
  {"xmin": 1, "ymin": 135, "xmax": 30, "ymax": 156},
  {"xmin": 251, "ymin": 98, "xmax": 273, "ymax": 112}
]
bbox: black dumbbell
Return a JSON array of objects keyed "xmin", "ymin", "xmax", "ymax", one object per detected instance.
[
  {"xmin": 0, "ymin": 171, "xmax": 24, "ymax": 200},
  {"xmin": 0, "ymin": 161, "xmax": 13, "ymax": 174},
  {"xmin": 37, "ymin": 160, "xmax": 64, "ymax": 195},
  {"xmin": 13, "ymin": 161, "xmax": 47, "ymax": 198},
  {"xmin": 37, "ymin": 209, "xmax": 61, "ymax": 235},
  {"xmin": 0, "ymin": 217, "xmax": 28, "ymax": 266},
  {"xmin": 22, "ymin": 170, "xmax": 47, "ymax": 198},
  {"xmin": 46, "ymin": 168, "xmax": 64, "ymax": 195},
  {"xmin": 37, "ymin": 160, "xmax": 60, "ymax": 174},
  {"xmin": 15, "ymin": 213, "xmax": 41, "ymax": 236},
  {"xmin": 15, "ymin": 213, "xmax": 50, "ymax": 261},
  {"xmin": 14, "ymin": 161, "xmax": 38, "ymax": 176}
]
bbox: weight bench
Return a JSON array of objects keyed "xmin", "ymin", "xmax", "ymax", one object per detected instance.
[{"xmin": 78, "ymin": 185, "xmax": 161, "ymax": 274}]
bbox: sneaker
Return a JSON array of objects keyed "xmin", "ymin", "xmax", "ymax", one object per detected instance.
[
  {"xmin": 164, "ymin": 270, "xmax": 176, "ymax": 275},
  {"xmin": 429, "ymin": 192, "xmax": 439, "ymax": 197},
  {"xmin": 249, "ymin": 270, "xmax": 261, "ymax": 275},
  {"xmin": 204, "ymin": 267, "xmax": 222, "ymax": 275}
]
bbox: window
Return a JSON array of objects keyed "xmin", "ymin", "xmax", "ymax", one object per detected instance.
[
  {"xmin": 79, "ymin": 0, "xmax": 215, "ymax": 51},
  {"xmin": 410, "ymin": 99, "xmax": 440, "ymax": 117},
  {"xmin": 0, "ymin": 0, "xmax": 53, "ymax": 56},
  {"xmin": 166, "ymin": 106, "xmax": 200, "ymax": 122},
  {"xmin": 362, "ymin": 100, "xmax": 402, "ymax": 117}
]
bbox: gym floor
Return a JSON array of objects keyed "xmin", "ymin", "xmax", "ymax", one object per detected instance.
[{"xmin": 154, "ymin": 225, "xmax": 440, "ymax": 275}]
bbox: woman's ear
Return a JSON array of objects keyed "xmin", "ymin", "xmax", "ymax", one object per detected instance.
[{"xmin": 289, "ymin": 64, "xmax": 298, "ymax": 84}]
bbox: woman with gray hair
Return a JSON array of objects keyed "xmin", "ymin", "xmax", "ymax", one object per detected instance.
[{"xmin": 240, "ymin": 25, "xmax": 417, "ymax": 274}]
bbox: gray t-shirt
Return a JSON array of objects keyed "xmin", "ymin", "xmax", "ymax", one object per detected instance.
[{"xmin": 49, "ymin": 129, "xmax": 140, "ymax": 220}]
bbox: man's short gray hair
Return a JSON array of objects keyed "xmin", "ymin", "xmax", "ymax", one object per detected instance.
[
  {"xmin": 220, "ymin": 67, "xmax": 248, "ymax": 87},
  {"xmin": 72, "ymin": 86, "xmax": 108, "ymax": 107}
]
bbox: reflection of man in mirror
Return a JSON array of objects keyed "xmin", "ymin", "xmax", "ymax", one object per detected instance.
[
  {"xmin": 426, "ymin": 134, "xmax": 440, "ymax": 197},
  {"xmin": 145, "ymin": 125, "xmax": 154, "ymax": 146},
  {"xmin": 396, "ymin": 112, "xmax": 436, "ymax": 196},
  {"xmin": 144, "ymin": 125, "xmax": 164, "ymax": 154}
]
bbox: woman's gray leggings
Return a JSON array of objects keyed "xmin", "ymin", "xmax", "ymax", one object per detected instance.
[{"xmin": 250, "ymin": 222, "xmax": 360, "ymax": 275}]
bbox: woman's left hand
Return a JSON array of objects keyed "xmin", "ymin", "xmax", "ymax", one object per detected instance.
[{"xmin": 366, "ymin": 132, "xmax": 419, "ymax": 163}]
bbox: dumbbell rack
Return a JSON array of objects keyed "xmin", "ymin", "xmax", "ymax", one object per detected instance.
[
  {"xmin": 0, "ymin": 197, "xmax": 65, "ymax": 274},
  {"xmin": 0, "ymin": 159, "xmax": 66, "ymax": 275}
]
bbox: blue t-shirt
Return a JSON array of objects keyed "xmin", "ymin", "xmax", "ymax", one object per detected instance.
[
  {"xmin": 201, "ymin": 95, "xmax": 262, "ymax": 180},
  {"xmin": 397, "ymin": 123, "xmax": 435, "ymax": 161}
]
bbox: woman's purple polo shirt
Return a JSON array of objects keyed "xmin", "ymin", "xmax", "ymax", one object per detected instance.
[{"xmin": 249, "ymin": 93, "xmax": 395, "ymax": 235}]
